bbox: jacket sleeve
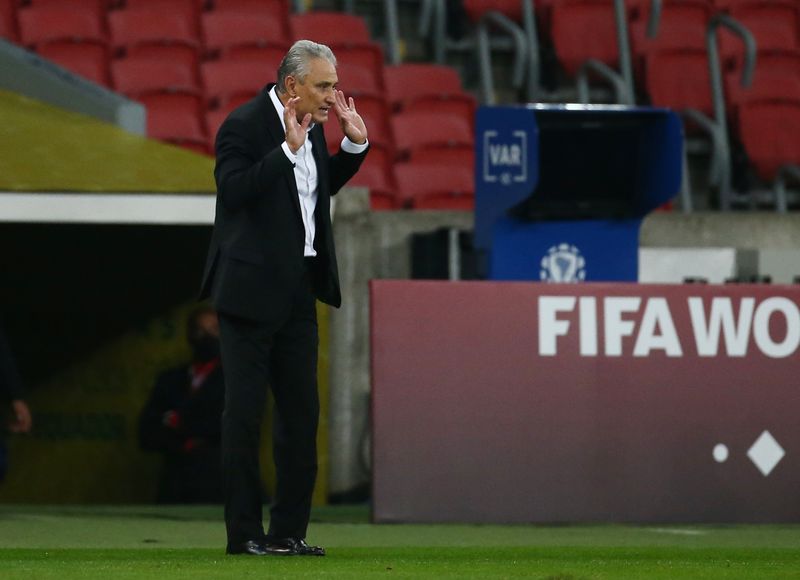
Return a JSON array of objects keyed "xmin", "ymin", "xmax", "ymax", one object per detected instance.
[
  {"xmin": 138, "ymin": 373, "xmax": 184, "ymax": 453},
  {"xmin": 214, "ymin": 117, "xmax": 296, "ymax": 212},
  {"xmin": 0, "ymin": 326, "xmax": 24, "ymax": 402},
  {"xmin": 327, "ymin": 145, "xmax": 369, "ymax": 197}
]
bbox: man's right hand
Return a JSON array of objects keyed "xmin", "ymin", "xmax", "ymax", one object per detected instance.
[{"xmin": 284, "ymin": 96, "xmax": 312, "ymax": 153}]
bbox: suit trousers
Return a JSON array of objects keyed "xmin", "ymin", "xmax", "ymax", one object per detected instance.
[{"xmin": 218, "ymin": 264, "xmax": 319, "ymax": 545}]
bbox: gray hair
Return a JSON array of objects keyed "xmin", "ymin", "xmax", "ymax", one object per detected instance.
[{"xmin": 276, "ymin": 40, "xmax": 337, "ymax": 95}]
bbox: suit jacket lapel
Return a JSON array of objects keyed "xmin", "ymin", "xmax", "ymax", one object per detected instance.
[{"xmin": 261, "ymin": 85, "xmax": 302, "ymax": 222}]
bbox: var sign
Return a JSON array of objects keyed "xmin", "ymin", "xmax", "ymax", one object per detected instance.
[{"xmin": 483, "ymin": 130, "xmax": 528, "ymax": 185}]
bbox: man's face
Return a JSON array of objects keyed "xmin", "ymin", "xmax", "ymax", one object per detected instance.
[{"xmin": 289, "ymin": 57, "xmax": 338, "ymax": 124}]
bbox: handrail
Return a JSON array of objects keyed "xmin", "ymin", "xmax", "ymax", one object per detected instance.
[
  {"xmin": 384, "ymin": 0, "xmax": 402, "ymax": 64},
  {"xmin": 645, "ymin": 0, "xmax": 663, "ymax": 39},
  {"xmin": 613, "ymin": 0, "xmax": 635, "ymax": 104},
  {"xmin": 706, "ymin": 13, "xmax": 757, "ymax": 209},
  {"xmin": 477, "ymin": 10, "xmax": 529, "ymax": 103},
  {"xmin": 774, "ymin": 164, "xmax": 800, "ymax": 213},
  {"xmin": 577, "ymin": 59, "xmax": 631, "ymax": 104}
]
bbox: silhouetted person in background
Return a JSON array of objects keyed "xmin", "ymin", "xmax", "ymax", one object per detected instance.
[
  {"xmin": 138, "ymin": 305, "xmax": 225, "ymax": 503},
  {"xmin": 0, "ymin": 323, "xmax": 32, "ymax": 482}
]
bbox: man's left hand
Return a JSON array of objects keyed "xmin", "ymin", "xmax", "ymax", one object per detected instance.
[{"xmin": 333, "ymin": 90, "xmax": 368, "ymax": 145}]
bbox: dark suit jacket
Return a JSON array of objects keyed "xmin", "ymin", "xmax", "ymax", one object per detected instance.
[
  {"xmin": 0, "ymin": 325, "xmax": 23, "ymax": 402},
  {"xmin": 200, "ymin": 84, "xmax": 368, "ymax": 322}
]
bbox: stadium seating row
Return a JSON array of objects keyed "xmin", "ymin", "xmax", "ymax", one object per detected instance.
[{"xmin": 0, "ymin": 2, "xmax": 478, "ymax": 209}]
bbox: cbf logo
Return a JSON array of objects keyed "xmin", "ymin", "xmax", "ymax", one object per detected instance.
[
  {"xmin": 483, "ymin": 130, "xmax": 527, "ymax": 185},
  {"xmin": 540, "ymin": 243, "xmax": 586, "ymax": 282}
]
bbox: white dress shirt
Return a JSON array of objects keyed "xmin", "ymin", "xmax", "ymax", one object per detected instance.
[{"xmin": 268, "ymin": 87, "xmax": 368, "ymax": 257}]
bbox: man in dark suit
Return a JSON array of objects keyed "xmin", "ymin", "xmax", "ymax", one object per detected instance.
[
  {"xmin": 0, "ymin": 323, "xmax": 32, "ymax": 483},
  {"xmin": 200, "ymin": 40, "xmax": 368, "ymax": 557},
  {"xmin": 138, "ymin": 305, "xmax": 225, "ymax": 504}
]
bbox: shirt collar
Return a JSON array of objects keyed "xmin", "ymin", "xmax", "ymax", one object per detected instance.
[{"xmin": 269, "ymin": 86, "xmax": 315, "ymax": 134}]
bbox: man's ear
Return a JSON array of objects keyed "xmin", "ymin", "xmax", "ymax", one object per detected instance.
[{"xmin": 285, "ymin": 76, "xmax": 297, "ymax": 97}]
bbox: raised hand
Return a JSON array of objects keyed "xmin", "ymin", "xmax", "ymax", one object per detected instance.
[
  {"xmin": 284, "ymin": 96, "xmax": 312, "ymax": 153},
  {"xmin": 333, "ymin": 90, "xmax": 368, "ymax": 145}
]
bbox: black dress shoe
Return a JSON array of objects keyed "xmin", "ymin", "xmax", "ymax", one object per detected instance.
[
  {"xmin": 265, "ymin": 536, "xmax": 326, "ymax": 556},
  {"xmin": 226, "ymin": 539, "xmax": 292, "ymax": 556}
]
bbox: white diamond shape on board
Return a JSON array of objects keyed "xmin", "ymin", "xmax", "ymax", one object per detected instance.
[{"xmin": 747, "ymin": 430, "xmax": 785, "ymax": 477}]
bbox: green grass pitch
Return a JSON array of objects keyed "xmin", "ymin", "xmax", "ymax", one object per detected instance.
[{"xmin": 1, "ymin": 505, "xmax": 799, "ymax": 578}]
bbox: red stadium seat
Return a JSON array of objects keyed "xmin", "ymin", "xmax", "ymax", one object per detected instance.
[
  {"xmin": 202, "ymin": 11, "xmax": 289, "ymax": 56},
  {"xmin": 17, "ymin": 6, "xmax": 105, "ymax": 46},
  {"xmin": 221, "ymin": 44, "xmax": 286, "ymax": 69},
  {"xmin": 37, "ymin": 41, "xmax": 111, "ymax": 87},
  {"xmin": 628, "ymin": 0, "xmax": 710, "ymax": 77},
  {"xmin": 213, "ymin": 0, "xmax": 289, "ymax": 14},
  {"xmin": 348, "ymin": 163, "xmax": 398, "ymax": 210},
  {"xmin": 395, "ymin": 162, "xmax": 474, "ymax": 209},
  {"xmin": 335, "ymin": 62, "xmax": 383, "ymax": 97},
  {"xmin": 550, "ymin": 0, "xmax": 618, "ymax": 76},
  {"xmin": 719, "ymin": 1, "xmax": 800, "ymax": 60},
  {"xmin": 0, "ymin": 0, "xmax": 17, "ymax": 42},
  {"xmin": 391, "ymin": 111, "xmax": 474, "ymax": 161},
  {"xmin": 406, "ymin": 94, "xmax": 477, "ymax": 131},
  {"xmin": 384, "ymin": 64, "xmax": 464, "ymax": 110},
  {"xmin": 725, "ymin": 50, "xmax": 800, "ymax": 117},
  {"xmin": 125, "ymin": 43, "xmax": 200, "ymax": 75},
  {"xmin": 201, "ymin": 58, "xmax": 276, "ymax": 107},
  {"xmin": 112, "ymin": 54, "xmax": 200, "ymax": 96},
  {"xmin": 644, "ymin": 48, "xmax": 713, "ymax": 118},
  {"xmin": 462, "ymin": 0, "xmax": 525, "ymax": 23},
  {"xmin": 737, "ymin": 99, "xmax": 800, "ymax": 181},
  {"xmin": 27, "ymin": 0, "xmax": 108, "ymax": 7},
  {"xmin": 108, "ymin": 9, "xmax": 199, "ymax": 51},
  {"xmin": 126, "ymin": 0, "xmax": 203, "ymax": 14},
  {"xmin": 331, "ymin": 44, "xmax": 385, "ymax": 89},
  {"xmin": 139, "ymin": 92, "xmax": 209, "ymax": 152},
  {"xmin": 289, "ymin": 11, "xmax": 372, "ymax": 45},
  {"xmin": 410, "ymin": 145, "xmax": 475, "ymax": 169}
]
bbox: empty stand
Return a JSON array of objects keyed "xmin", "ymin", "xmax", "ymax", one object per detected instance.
[
  {"xmin": 551, "ymin": 0, "xmax": 619, "ymax": 76},
  {"xmin": 335, "ymin": 61, "xmax": 383, "ymax": 97},
  {"xmin": 108, "ymin": 9, "xmax": 199, "ymax": 51},
  {"xmin": 222, "ymin": 44, "xmax": 286, "ymax": 65},
  {"xmin": 138, "ymin": 92, "xmax": 208, "ymax": 152},
  {"xmin": 17, "ymin": 6, "xmax": 105, "ymax": 46},
  {"xmin": 718, "ymin": 1, "xmax": 800, "ymax": 60},
  {"xmin": 725, "ymin": 50, "xmax": 800, "ymax": 116},
  {"xmin": 645, "ymin": 48, "xmax": 713, "ymax": 117},
  {"xmin": 628, "ymin": 0, "xmax": 710, "ymax": 70},
  {"xmin": 202, "ymin": 10, "xmax": 289, "ymax": 56},
  {"xmin": 348, "ymin": 162, "xmax": 398, "ymax": 210},
  {"xmin": 410, "ymin": 145, "xmax": 474, "ymax": 168},
  {"xmin": 290, "ymin": 11, "xmax": 372, "ymax": 45},
  {"xmin": 125, "ymin": 42, "xmax": 200, "ymax": 74},
  {"xmin": 202, "ymin": 58, "xmax": 277, "ymax": 107},
  {"xmin": 37, "ymin": 40, "xmax": 111, "ymax": 86},
  {"xmin": 737, "ymin": 99, "xmax": 800, "ymax": 182},
  {"xmin": 213, "ymin": 0, "xmax": 289, "ymax": 13},
  {"xmin": 112, "ymin": 55, "xmax": 200, "ymax": 95},
  {"xmin": 395, "ymin": 162, "xmax": 474, "ymax": 209},
  {"xmin": 27, "ymin": 0, "xmax": 108, "ymax": 7},
  {"xmin": 391, "ymin": 111, "xmax": 474, "ymax": 161},
  {"xmin": 384, "ymin": 63, "xmax": 463, "ymax": 110},
  {"xmin": 0, "ymin": 0, "xmax": 17, "ymax": 42},
  {"xmin": 463, "ymin": 0, "xmax": 525, "ymax": 23}
]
